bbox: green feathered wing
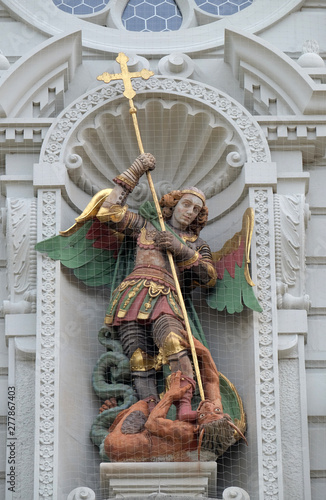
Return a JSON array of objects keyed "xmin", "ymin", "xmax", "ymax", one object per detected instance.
[
  {"xmin": 35, "ymin": 187, "xmax": 135, "ymax": 288},
  {"xmin": 206, "ymin": 208, "xmax": 262, "ymax": 314},
  {"xmin": 35, "ymin": 218, "xmax": 135, "ymax": 289}
]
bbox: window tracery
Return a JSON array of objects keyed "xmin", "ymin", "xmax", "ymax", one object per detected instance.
[
  {"xmin": 53, "ymin": 0, "xmax": 110, "ymax": 15},
  {"xmin": 195, "ymin": 0, "xmax": 253, "ymax": 16},
  {"xmin": 122, "ymin": 0, "xmax": 182, "ymax": 32},
  {"xmin": 52, "ymin": 0, "xmax": 254, "ymax": 30}
]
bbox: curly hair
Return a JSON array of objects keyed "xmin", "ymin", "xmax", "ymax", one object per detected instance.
[{"xmin": 159, "ymin": 190, "xmax": 208, "ymax": 235}]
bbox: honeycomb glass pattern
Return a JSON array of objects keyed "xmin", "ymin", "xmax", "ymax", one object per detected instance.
[
  {"xmin": 53, "ymin": 0, "xmax": 109, "ymax": 15},
  {"xmin": 195, "ymin": 0, "xmax": 253, "ymax": 16},
  {"xmin": 122, "ymin": 0, "xmax": 182, "ymax": 32}
]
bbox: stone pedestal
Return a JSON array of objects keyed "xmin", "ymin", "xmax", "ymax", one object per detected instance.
[{"xmin": 100, "ymin": 462, "xmax": 217, "ymax": 498}]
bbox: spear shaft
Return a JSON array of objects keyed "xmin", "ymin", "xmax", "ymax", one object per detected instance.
[{"xmin": 98, "ymin": 53, "xmax": 205, "ymax": 401}]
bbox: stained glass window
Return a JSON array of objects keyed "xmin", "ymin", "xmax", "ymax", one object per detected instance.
[
  {"xmin": 53, "ymin": 0, "xmax": 110, "ymax": 15},
  {"xmin": 195, "ymin": 0, "xmax": 253, "ymax": 16},
  {"xmin": 122, "ymin": 0, "xmax": 182, "ymax": 32},
  {"xmin": 53, "ymin": 0, "xmax": 254, "ymax": 27}
]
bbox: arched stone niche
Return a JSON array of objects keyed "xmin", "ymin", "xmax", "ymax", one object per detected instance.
[
  {"xmin": 62, "ymin": 98, "xmax": 247, "ymax": 208},
  {"xmin": 35, "ymin": 78, "xmax": 280, "ymax": 499},
  {"xmin": 39, "ymin": 76, "xmax": 270, "ymax": 215}
]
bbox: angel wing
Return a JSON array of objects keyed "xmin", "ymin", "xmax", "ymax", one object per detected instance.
[
  {"xmin": 35, "ymin": 189, "xmax": 134, "ymax": 287},
  {"xmin": 206, "ymin": 208, "xmax": 262, "ymax": 314}
]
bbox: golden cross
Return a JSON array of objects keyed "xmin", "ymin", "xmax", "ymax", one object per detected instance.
[
  {"xmin": 97, "ymin": 52, "xmax": 154, "ymax": 153},
  {"xmin": 97, "ymin": 52, "xmax": 154, "ymax": 100}
]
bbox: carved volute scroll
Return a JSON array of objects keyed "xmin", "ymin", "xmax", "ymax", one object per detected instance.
[
  {"xmin": 274, "ymin": 194, "xmax": 310, "ymax": 310},
  {"xmin": 1, "ymin": 198, "xmax": 37, "ymax": 315}
]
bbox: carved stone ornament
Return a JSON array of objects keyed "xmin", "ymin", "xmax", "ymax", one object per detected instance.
[
  {"xmin": 36, "ymin": 190, "xmax": 58, "ymax": 500},
  {"xmin": 40, "ymin": 76, "xmax": 270, "ymax": 210},
  {"xmin": 223, "ymin": 486, "xmax": 250, "ymax": 500},
  {"xmin": 274, "ymin": 194, "xmax": 310, "ymax": 310},
  {"xmin": 1, "ymin": 198, "xmax": 37, "ymax": 315},
  {"xmin": 67, "ymin": 487, "xmax": 95, "ymax": 500},
  {"xmin": 253, "ymin": 188, "xmax": 282, "ymax": 499}
]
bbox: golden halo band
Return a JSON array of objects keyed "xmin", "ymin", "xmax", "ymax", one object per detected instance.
[{"xmin": 181, "ymin": 189, "xmax": 206, "ymax": 204}]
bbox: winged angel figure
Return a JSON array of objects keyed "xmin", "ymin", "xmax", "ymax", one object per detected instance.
[{"xmin": 36, "ymin": 153, "xmax": 261, "ymax": 462}]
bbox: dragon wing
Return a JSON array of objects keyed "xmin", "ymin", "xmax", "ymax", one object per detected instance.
[
  {"xmin": 206, "ymin": 208, "xmax": 262, "ymax": 314},
  {"xmin": 35, "ymin": 189, "xmax": 125, "ymax": 287}
]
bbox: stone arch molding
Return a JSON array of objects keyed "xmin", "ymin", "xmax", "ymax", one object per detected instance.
[
  {"xmin": 2, "ymin": 0, "xmax": 305, "ymax": 54},
  {"xmin": 39, "ymin": 76, "xmax": 270, "ymax": 215}
]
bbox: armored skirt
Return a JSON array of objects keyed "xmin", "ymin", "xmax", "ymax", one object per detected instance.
[{"xmin": 105, "ymin": 264, "xmax": 184, "ymax": 326}]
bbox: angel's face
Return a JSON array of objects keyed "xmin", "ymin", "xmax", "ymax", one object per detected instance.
[{"xmin": 171, "ymin": 194, "xmax": 203, "ymax": 231}]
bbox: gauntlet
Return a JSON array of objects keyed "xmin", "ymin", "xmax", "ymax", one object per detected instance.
[
  {"xmin": 154, "ymin": 232, "xmax": 216, "ymax": 286},
  {"xmin": 154, "ymin": 231, "xmax": 199, "ymax": 264},
  {"xmin": 114, "ymin": 153, "xmax": 155, "ymax": 192},
  {"xmin": 97, "ymin": 153, "xmax": 155, "ymax": 222}
]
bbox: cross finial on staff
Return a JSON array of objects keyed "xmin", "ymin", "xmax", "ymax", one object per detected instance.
[
  {"xmin": 97, "ymin": 52, "xmax": 154, "ymax": 154},
  {"xmin": 97, "ymin": 52, "xmax": 154, "ymax": 100}
]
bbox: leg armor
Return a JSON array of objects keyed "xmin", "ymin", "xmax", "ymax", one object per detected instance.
[
  {"xmin": 152, "ymin": 315, "xmax": 193, "ymax": 378},
  {"xmin": 119, "ymin": 321, "xmax": 159, "ymax": 402},
  {"xmin": 153, "ymin": 314, "xmax": 197, "ymax": 421},
  {"xmin": 118, "ymin": 320, "xmax": 155, "ymax": 359}
]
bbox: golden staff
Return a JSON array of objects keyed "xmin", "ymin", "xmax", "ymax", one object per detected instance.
[{"xmin": 97, "ymin": 53, "xmax": 205, "ymax": 401}]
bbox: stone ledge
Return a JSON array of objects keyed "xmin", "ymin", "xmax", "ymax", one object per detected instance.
[{"xmin": 100, "ymin": 462, "xmax": 217, "ymax": 499}]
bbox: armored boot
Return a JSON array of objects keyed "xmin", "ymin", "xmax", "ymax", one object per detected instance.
[
  {"xmin": 130, "ymin": 348, "xmax": 159, "ymax": 412},
  {"xmin": 162, "ymin": 333, "xmax": 197, "ymax": 422}
]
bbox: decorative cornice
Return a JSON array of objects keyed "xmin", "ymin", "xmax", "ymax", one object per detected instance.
[
  {"xmin": 0, "ymin": 120, "xmax": 53, "ymax": 163},
  {"xmin": 225, "ymin": 27, "xmax": 326, "ymax": 115},
  {"xmin": 0, "ymin": 31, "xmax": 81, "ymax": 118},
  {"xmin": 257, "ymin": 117, "xmax": 326, "ymax": 161}
]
